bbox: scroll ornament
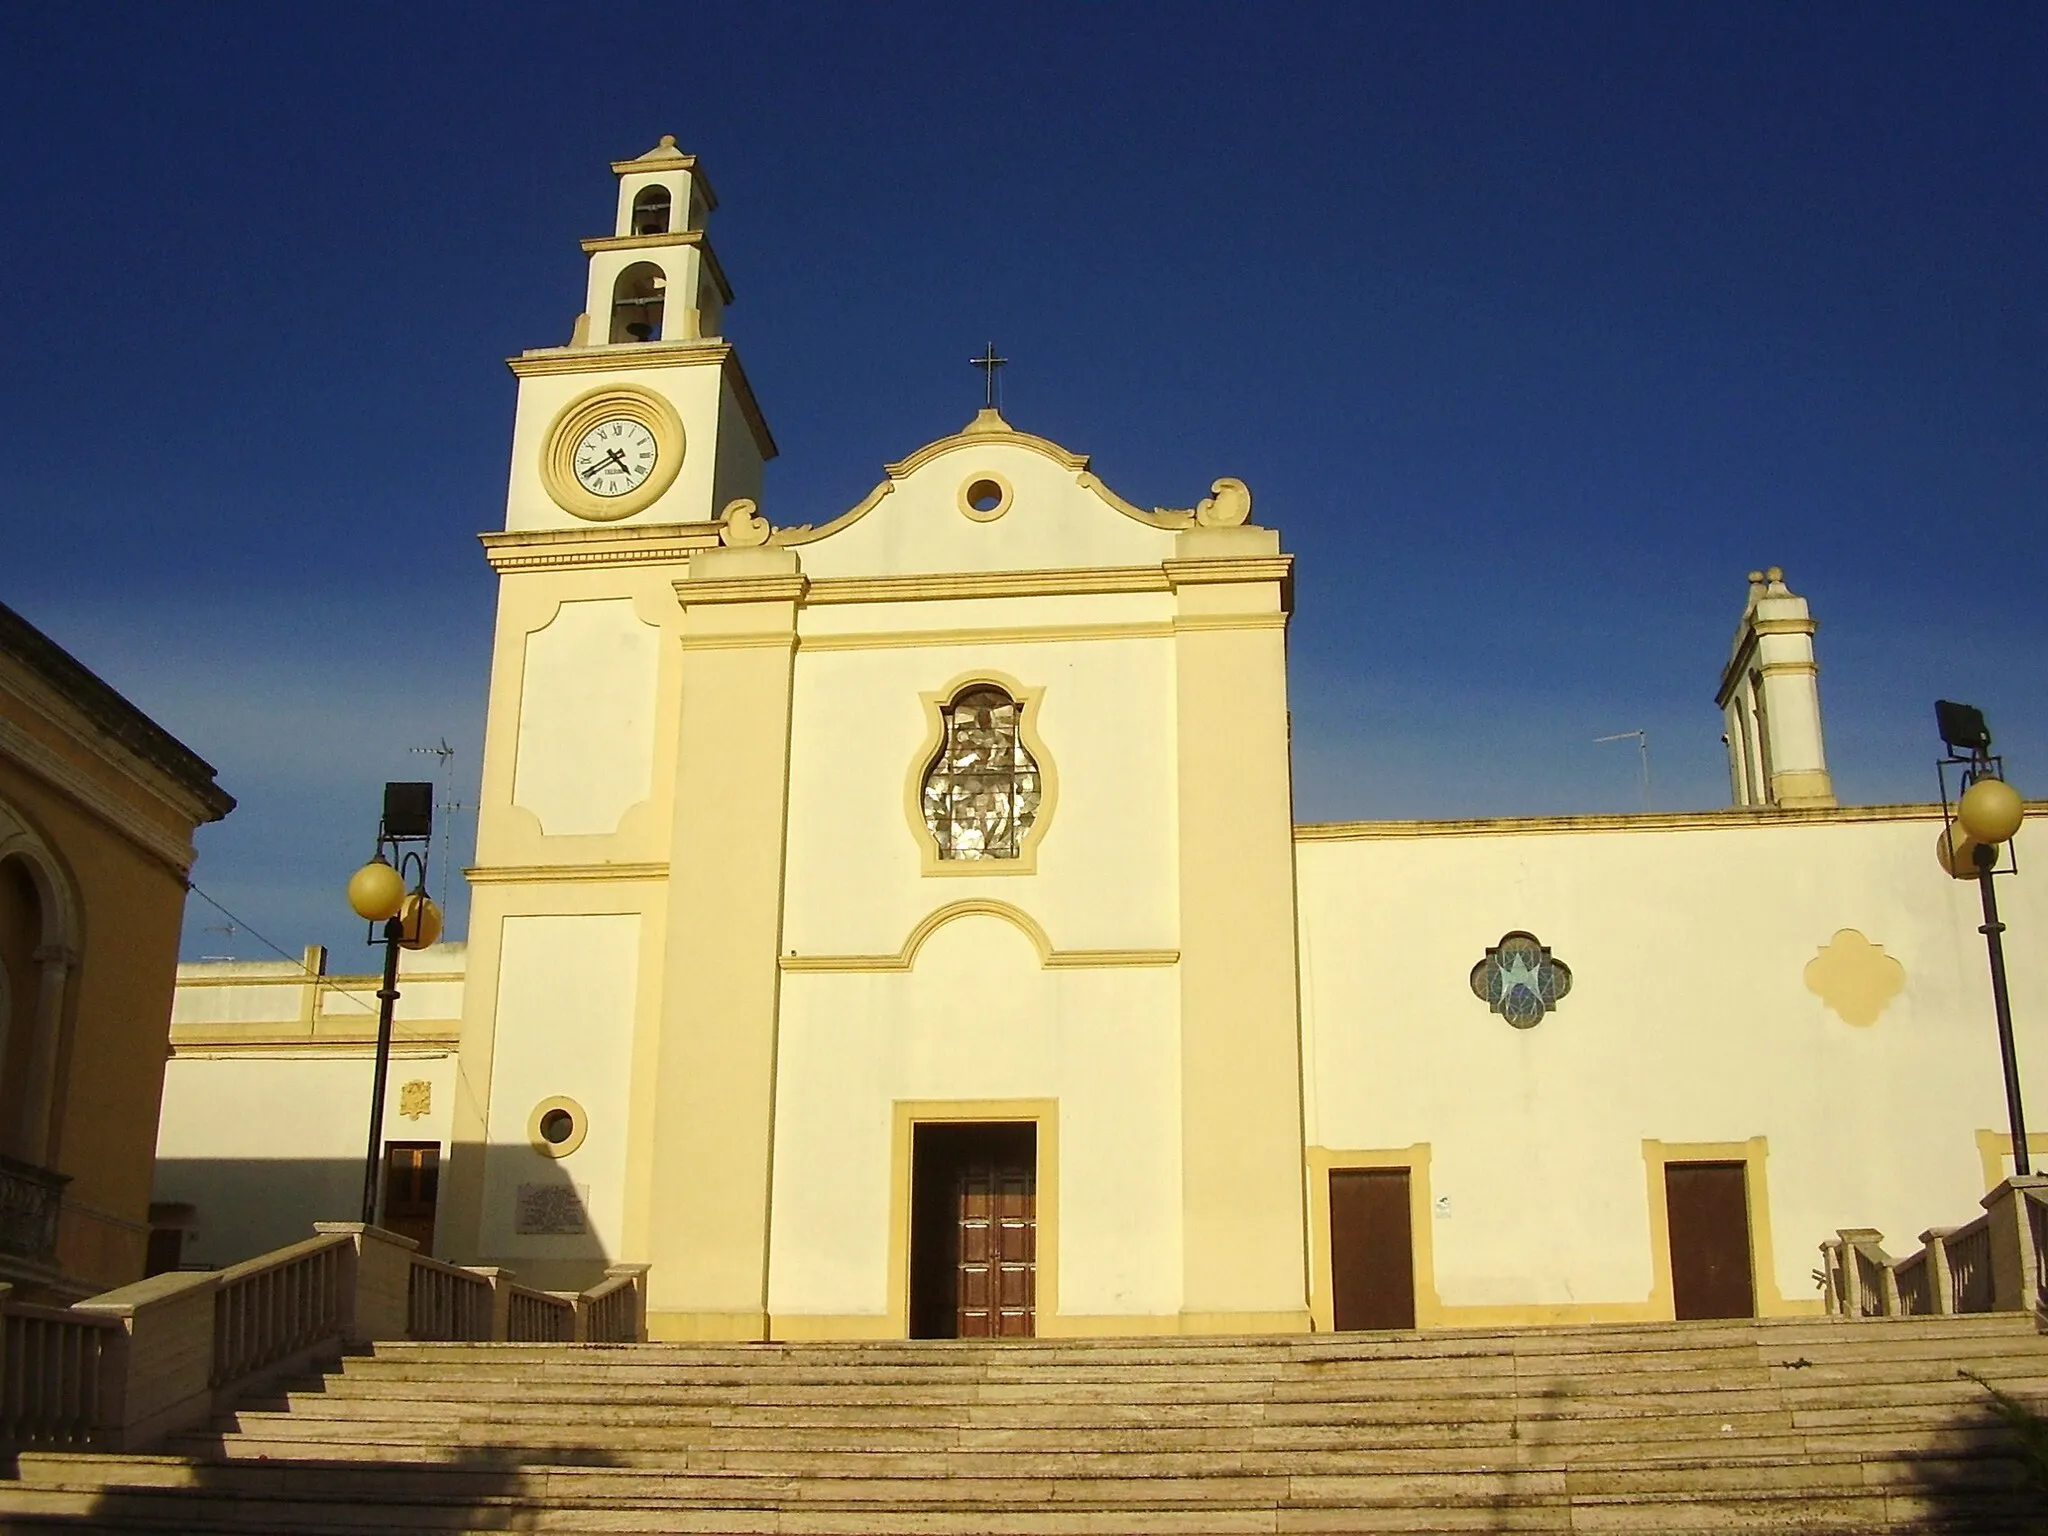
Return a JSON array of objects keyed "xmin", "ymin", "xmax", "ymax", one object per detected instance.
[
  {"xmin": 1194, "ymin": 477, "xmax": 1252, "ymax": 528},
  {"xmin": 719, "ymin": 498, "xmax": 772, "ymax": 548}
]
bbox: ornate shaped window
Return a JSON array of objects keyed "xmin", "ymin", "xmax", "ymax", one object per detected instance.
[
  {"xmin": 912, "ymin": 679, "xmax": 1053, "ymax": 874},
  {"xmin": 1469, "ymin": 931, "xmax": 1572, "ymax": 1029}
]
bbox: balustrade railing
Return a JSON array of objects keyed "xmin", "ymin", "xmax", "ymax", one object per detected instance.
[
  {"xmin": 0, "ymin": 1296, "xmax": 119, "ymax": 1448},
  {"xmin": 210, "ymin": 1231, "xmax": 350, "ymax": 1388},
  {"xmin": 578, "ymin": 1267, "xmax": 644, "ymax": 1343},
  {"xmin": 407, "ymin": 1253, "xmax": 495, "ymax": 1342},
  {"xmin": 1948, "ymin": 1215, "xmax": 1994, "ymax": 1312},
  {"xmin": 1819, "ymin": 1179, "xmax": 2048, "ymax": 1320},
  {"xmin": 0, "ymin": 1227, "xmax": 649, "ymax": 1454},
  {"xmin": 505, "ymin": 1283, "xmax": 576, "ymax": 1343}
]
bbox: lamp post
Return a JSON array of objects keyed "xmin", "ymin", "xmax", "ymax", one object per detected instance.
[
  {"xmin": 1934, "ymin": 701, "xmax": 2030, "ymax": 1174},
  {"xmin": 345, "ymin": 782, "xmax": 444, "ymax": 1228}
]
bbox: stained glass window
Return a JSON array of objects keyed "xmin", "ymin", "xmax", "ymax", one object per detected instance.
[
  {"xmin": 922, "ymin": 686, "xmax": 1042, "ymax": 860},
  {"xmin": 1469, "ymin": 931, "xmax": 1572, "ymax": 1029}
]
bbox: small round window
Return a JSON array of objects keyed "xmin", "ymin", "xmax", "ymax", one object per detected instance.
[
  {"xmin": 958, "ymin": 473, "xmax": 1012, "ymax": 522},
  {"xmin": 526, "ymin": 1096, "xmax": 588, "ymax": 1158}
]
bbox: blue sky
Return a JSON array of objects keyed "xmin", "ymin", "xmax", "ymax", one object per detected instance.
[{"xmin": 1, "ymin": 4, "xmax": 2042, "ymax": 964}]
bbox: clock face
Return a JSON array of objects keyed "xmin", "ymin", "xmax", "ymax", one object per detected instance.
[{"xmin": 571, "ymin": 418, "xmax": 659, "ymax": 498}]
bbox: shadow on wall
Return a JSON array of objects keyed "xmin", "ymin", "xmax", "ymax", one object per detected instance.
[{"xmin": 149, "ymin": 1150, "xmax": 613, "ymax": 1288}]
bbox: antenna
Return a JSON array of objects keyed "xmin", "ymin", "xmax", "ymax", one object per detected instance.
[
  {"xmin": 410, "ymin": 738, "xmax": 470, "ymax": 926},
  {"xmin": 1594, "ymin": 730, "xmax": 1652, "ymax": 811},
  {"xmin": 199, "ymin": 917, "xmax": 241, "ymax": 963}
]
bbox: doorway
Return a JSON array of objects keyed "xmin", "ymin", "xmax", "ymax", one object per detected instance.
[
  {"xmin": 382, "ymin": 1142, "xmax": 441, "ymax": 1255},
  {"xmin": 909, "ymin": 1122, "xmax": 1036, "ymax": 1338},
  {"xmin": 1328, "ymin": 1167, "xmax": 1417, "ymax": 1330},
  {"xmin": 1665, "ymin": 1160, "xmax": 1755, "ymax": 1319}
]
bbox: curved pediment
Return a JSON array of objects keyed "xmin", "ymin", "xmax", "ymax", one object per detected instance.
[{"xmin": 741, "ymin": 410, "xmax": 1251, "ymax": 578}]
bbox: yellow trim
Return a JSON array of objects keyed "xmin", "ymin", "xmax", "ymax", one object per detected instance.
[
  {"xmin": 1975, "ymin": 1130, "xmax": 2048, "ymax": 1191},
  {"xmin": 479, "ymin": 523, "xmax": 720, "ymax": 573},
  {"xmin": 463, "ymin": 862, "xmax": 668, "ymax": 885},
  {"xmin": 507, "ymin": 342, "xmax": 777, "ymax": 462},
  {"xmin": 526, "ymin": 1095, "xmax": 588, "ymax": 1158},
  {"xmin": 673, "ymin": 574, "xmax": 810, "ymax": 607},
  {"xmin": 798, "ymin": 621, "xmax": 1176, "ymax": 654},
  {"xmin": 781, "ymin": 898, "xmax": 1178, "ymax": 972},
  {"xmin": 1162, "ymin": 555, "xmax": 1294, "ymax": 587},
  {"xmin": 906, "ymin": 670, "xmax": 1057, "ymax": 877},
  {"xmin": 1306, "ymin": 1146, "xmax": 1439, "ymax": 1331},
  {"xmin": 610, "ymin": 146, "xmax": 699, "ymax": 176},
  {"xmin": 764, "ymin": 411, "xmax": 1199, "ymax": 550},
  {"xmin": 578, "ymin": 229, "xmax": 734, "ymax": 302},
  {"xmin": 1642, "ymin": 1137, "xmax": 1818, "ymax": 1319},
  {"xmin": 1293, "ymin": 800, "xmax": 2013, "ymax": 842},
  {"xmin": 538, "ymin": 385, "xmax": 687, "ymax": 522},
  {"xmin": 806, "ymin": 567, "xmax": 1170, "ymax": 605},
  {"xmin": 957, "ymin": 470, "xmax": 1014, "ymax": 523},
  {"xmin": 886, "ymin": 1098, "xmax": 1058, "ymax": 1339}
]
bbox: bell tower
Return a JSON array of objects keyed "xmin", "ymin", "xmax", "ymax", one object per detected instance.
[{"xmin": 499, "ymin": 136, "xmax": 776, "ymax": 533}]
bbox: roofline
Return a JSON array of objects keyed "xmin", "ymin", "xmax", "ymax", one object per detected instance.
[{"xmin": 0, "ymin": 600, "xmax": 235, "ymax": 821}]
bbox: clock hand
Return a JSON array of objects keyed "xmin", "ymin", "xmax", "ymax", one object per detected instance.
[{"xmin": 578, "ymin": 449, "xmax": 632, "ymax": 483}]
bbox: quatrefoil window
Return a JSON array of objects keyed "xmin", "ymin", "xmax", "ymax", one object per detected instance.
[
  {"xmin": 921, "ymin": 686, "xmax": 1043, "ymax": 860},
  {"xmin": 1470, "ymin": 931, "xmax": 1572, "ymax": 1029}
]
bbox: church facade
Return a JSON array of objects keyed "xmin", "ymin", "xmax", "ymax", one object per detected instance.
[{"xmin": 156, "ymin": 140, "xmax": 2047, "ymax": 1343}]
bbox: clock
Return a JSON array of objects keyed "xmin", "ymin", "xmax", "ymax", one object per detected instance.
[
  {"xmin": 539, "ymin": 385, "xmax": 686, "ymax": 521},
  {"xmin": 572, "ymin": 417, "xmax": 659, "ymax": 498}
]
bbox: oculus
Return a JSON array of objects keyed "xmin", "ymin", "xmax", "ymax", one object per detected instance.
[{"xmin": 1470, "ymin": 931, "xmax": 1572, "ymax": 1029}]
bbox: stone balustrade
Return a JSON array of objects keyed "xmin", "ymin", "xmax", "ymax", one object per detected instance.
[
  {"xmin": 0, "ymin": 1225, "xmax": 649, "ymax": 1452},
  {"xmin": 1820, "ymin": 1175, "xmax": 2048, "ymax": 1319}
]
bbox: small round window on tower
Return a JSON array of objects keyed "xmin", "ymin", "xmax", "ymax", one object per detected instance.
[{"xmin": 526, "ymin": 1096, "xmax": 588, "ymax": 1158}]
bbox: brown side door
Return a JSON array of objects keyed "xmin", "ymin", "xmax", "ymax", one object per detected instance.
[
  {"xmin": 1665, "ymin": 1160, "xmax": 1755, "ymax": 1320},
  {"xmin": 1329, "ymin": 1167, "xmax": 1417, "ymax": 1331},
  {"xmin": 382, "ymin": 1142, "xmax": 441, "ymax": 1255}
]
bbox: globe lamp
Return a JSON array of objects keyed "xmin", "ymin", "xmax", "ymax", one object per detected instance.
[
  {"xmin": 1959, "ymin": 777, "xmax": 2025, "ymax": 846},
  {"xmin": 347, "ymin": 857, "xmax": 406, "ymax": 921},
  {"xmin": 398, "ymin": 893, "xmax": 444, "ymax": 951}
]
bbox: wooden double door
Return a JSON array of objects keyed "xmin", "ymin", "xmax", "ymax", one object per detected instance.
[{"xmin": 909, "ymin": 1123, "xmax": 1036, "ymax": 1338}]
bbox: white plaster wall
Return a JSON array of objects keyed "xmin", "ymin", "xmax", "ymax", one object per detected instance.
[
  {"xmin": 782, "ymin": 634, "xmax": 1179, "ymax": 958},
  {"xmin": 153, "ymin": 1051, "xmax": 458, "ymax": 1266},
  {"xmin": 504, "ymin": 361, "xmax": 742, "ymax": 531},
  {"xmin": 794, "ymin": 442, "xmax": 1177, "ymax": 579},
  {"xmin": 769, "ymin": 915, "xmax": 1183, "ymax": 1319},
  {"xmin": 512, "ymin": 599, "xmax": 660, "ymax": 837},
  {"xmin": 478, "ymin": 913, "xmax": 640, "ymax": 1263},
  {"xmin": 1297, "ymin": 815, "xmax": 2048, "ymax": 1310}
]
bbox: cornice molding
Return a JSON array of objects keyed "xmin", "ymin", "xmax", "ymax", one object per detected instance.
[
  {"xmin": 0, "ymin": 713, "xmax": 198, "ymax": 875},
  {"xmin": 673, "ymin": 574, "xmax": 811, "ymax": 606},
  {"xmin": 464, "ymin": 862, "xmax": 668, "ymax": 885},
  {"xmin": 479, "ymin": 522, "xmax": 723, "ymax": 572},
  {"xmin": 507, "ymin": 342, "xmax": 777, "ymax": 462},
  {"xmin": 1163, "ymin": 555, "xmax": 1294, "ymax": 587},
  {"xmin": 806, "ymin": 566, "xmax": 1171, "ymax": 606},
  {"xmin": 1293, "ymin": 800, "xmax": 2048, "ymax": 843},
  {"xmin": 799, "ymin": 620, "xmax": 1176, "ymax": 653},
  {"xmin": 0, "ymin": 606, "xmax": 232, "ymax": 821},
  {"xmin": 577, "ymin": 230, "xmax": 733, "ymax": 302}
]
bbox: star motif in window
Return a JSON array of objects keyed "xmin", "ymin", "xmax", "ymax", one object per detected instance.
[{"xmin": 1470, "ymin": 932, "xmax": 1572, "ymax": 1029}]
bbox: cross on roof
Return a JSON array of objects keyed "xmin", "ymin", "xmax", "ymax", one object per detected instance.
[{"xmin": 970, "ymin": 342, "xmax": 1008, "ymax": 410}]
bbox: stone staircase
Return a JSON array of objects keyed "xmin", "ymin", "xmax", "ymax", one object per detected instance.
[{"xmin": 1, "ymin": 1313, "xmax": 2044, "ymax": 1533}]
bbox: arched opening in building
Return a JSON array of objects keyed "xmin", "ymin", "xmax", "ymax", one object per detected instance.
[
  {"xmin": 0, "ymin": 853, "xmax": 45, "ymax": 1161},
  {"xmin": 631, "ymin": 185, "xmax": 672, "ymax": 236},
  {"xmin": 609, "ymin": 261, "xmax": 667, "ymax": 343}
]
